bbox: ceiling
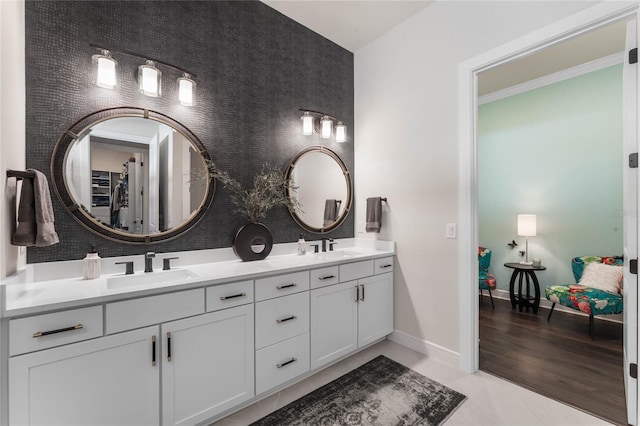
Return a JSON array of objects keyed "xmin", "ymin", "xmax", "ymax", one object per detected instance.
[
  {"xmin": 478, "ymin": 19, "xmax": 629, "ymax": 96},
  {"xmin": 262, "ymin": 0, "xmax": 433, "ymax": 52},
  {"xmin": 262, "ymin": 1, "xmax": 629, "ymax": 94}
]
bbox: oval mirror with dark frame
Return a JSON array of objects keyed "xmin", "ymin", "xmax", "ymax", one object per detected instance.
[
  {"xmin": 51, "ymin": 107, "xmax": 214, "ymax": 244},
  {"xmin": 286, "ymin": 146, "xmax": 352, "ymax": 233}
]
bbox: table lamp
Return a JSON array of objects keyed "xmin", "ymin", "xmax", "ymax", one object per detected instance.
[{"xmin": 517, "ymin": 214, "xmax": 536, "ymax": 265}]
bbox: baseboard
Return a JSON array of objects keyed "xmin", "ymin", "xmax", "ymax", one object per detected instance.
[
  {"xmin": 388, "ymin": 330, "xmax": 460, "ymax": 369},
  {"xmin": 485, "ymin": 289, "xmax": 623, "ymax": 324}
]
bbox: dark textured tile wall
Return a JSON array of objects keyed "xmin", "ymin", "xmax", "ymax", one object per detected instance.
[{"xmin": 25, "ymin": 0, "xmax": 354, "ymax": 263}]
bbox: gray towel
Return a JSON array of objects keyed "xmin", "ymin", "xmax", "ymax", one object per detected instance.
[
  {"xmin": 11, "ymin": 176, "xmax": 36, "ymax": 246},
  {"xmin": 11, "ymin": 169, "xmax": 59, "ymax": 247},
  {"xmin": 365, "ymin": 197, "xmax": 382, "ymax": 233},
  {"xmin": 323, "ymin": 199, "xmax": 338, "ymax": 226}
]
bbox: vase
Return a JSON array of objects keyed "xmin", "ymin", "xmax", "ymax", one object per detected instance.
[{"xmin": 233, "ymin": 222, "xmax": 273, "ymax": 261}]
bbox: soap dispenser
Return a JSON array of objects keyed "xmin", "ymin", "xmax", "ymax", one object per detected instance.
[
  {"xmin": 297, "ymin": 233, "xmax": 306, "ymax": 255},
  {"xmin": 83, "ymin": 244, "xmax": 101, "ymax": 280}
]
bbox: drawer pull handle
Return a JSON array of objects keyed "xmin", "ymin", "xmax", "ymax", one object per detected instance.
[
  {"xmin": 152, "ymin": 335, "xmax": 157, "ymax": 367},
  {"xmin": 319, "ymin": 275, "xmax": 335, "ymax": 280},
  {"xmin": 32, "ymin": 324, "xmax": 83, "ymax": 338},
  {"xmin": 220, "ymin": 292, "xmax": 247, "ymax": 301},
  {"xmin": 277, "ymin": 357, "xmax": 297, "ymax": 368},
  {"xmin": 167, "ymin": 332, "xmax": 172, "ymax": 362},
  {"xmin": 276, "ymin": 315, "xmax": 297, "ymax": 324},
  {"xmin": 380, "ymin": 264, "xmax": 392, "ymax": 269},
  {"xmin": 277, "ymin": 283, "xmax": 297, "ymax": 290}
]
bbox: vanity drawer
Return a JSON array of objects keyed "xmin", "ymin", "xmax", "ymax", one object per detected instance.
[
  {"xmin": 10, "ymin": 306, "xmax": 103, "ymax": 356},
  {"xmin": 255, "ymin": 292, "xmax": 309, "ymax": 349},
  {"xmin": 340, "ymin": 260, "xmax": 374, "ymax": 282},
  {"xmin": 106, "ymin": 289, "xmax": 204, "ymax": 334},
  {"xmin": 374, "ymin": 257, "xmax": 394, "ymax": 274},
  {"xmin": 255, "ymin": 271, "xmax": 309, "ymax": 301},
  {"xmin": 310, "ymin": 266, "xmax": 339, "ymax": 289},
  {"xmin": 206, "ymin": 280, "xmax": 254, "ymax": 312},
  {"xmin": 255, "ymin": 333, "xmax": 310, "ymax": 395}
]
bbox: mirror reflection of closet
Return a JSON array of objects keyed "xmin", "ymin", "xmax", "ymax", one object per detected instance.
[{"xmin": 56, "ymin": 108, "xmax": 213, "ymax": 244}]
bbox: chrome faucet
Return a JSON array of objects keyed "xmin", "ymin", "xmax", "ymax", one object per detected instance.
[{"xmin": 144, "ymin": 252, "xmax": 155, "ymax": 273}]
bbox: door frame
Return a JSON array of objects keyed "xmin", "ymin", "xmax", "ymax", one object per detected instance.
[{"xmin": 458, "ymin": 1, "xmax": 638, "ymax": 372}]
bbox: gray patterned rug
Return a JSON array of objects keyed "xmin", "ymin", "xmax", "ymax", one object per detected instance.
[{"xmin": 250, "ymin": 355, "xmax": 467, "ymax": 426}]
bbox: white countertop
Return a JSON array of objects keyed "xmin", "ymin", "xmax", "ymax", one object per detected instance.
[{"xmin": 0, "ymin": 238, "xmax": 395, "ymax": 318}]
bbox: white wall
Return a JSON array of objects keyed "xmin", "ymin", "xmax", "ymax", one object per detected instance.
[
  {"xmin": 1, "ymin": 0, "xmax": 26, "ymax": 279},
  {"xmin": 354, "ymin": 1, "xmax": 599, "ymax": 353}
]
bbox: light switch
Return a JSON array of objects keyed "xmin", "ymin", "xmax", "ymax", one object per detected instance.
[
  {"xmin": 446, "ymin": 223, "xmax": 457, "ymax": 239},
  {"xmin": 357, "ymin": 221, "xmax": 365, "ymax": 233}
]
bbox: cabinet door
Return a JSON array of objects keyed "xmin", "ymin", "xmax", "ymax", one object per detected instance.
[
  {"xmin": 10, "ymin": 326, "xmax": 159, "ymax": 426},
  {"xmin": 162, "ymin": 304, "xmax": 254, "ymax": 426},
  {"xmin": 358, "ymin": 273, "xmax": 394, "ymax": 348},
  {"xmin": 310, "ymin": 281, "xmax": 358, "ymax": 369}
]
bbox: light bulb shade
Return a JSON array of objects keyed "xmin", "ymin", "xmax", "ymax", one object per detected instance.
[
  {"xmin": 92, "ymin": 50, "xmax": 117, "ymax": 89},
  {"xmin": 138, "ymin": 60, "xmax": 162, "ymax": 97},
  {"xmin": 335, "ymin": 122, "xmax": 347, "ymax": 143},
  {"xmin": 301, "ymin": 112, "xmax": 314, "ymax": 136},
  {"xmin": 320, "ymin": 116, "xmax": 333, "ymax": 139},
  {"xmin": 178, "ymin": 74, "xmax": 196, "ymax": 106},
  {"xmin": 517, "ymin": 214, "xmax": 537, "ymax": 237}
]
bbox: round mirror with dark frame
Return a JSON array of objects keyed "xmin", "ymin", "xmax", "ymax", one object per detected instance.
[
  {"xmin": 51, "ymin": 107, "xmax": 214, "ymax": 244},
  {"xmin": 285, "ymin": 146, "xmax": 352, "ymax": 233}
]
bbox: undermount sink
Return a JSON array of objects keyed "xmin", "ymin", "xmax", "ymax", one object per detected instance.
[
  {"xmin": 313, "ymin": 250, "xmax": 360, "ymax": 259},
  {"xmin": 107, "ymin": 269, "xmax": 198, "ymax": 290}
]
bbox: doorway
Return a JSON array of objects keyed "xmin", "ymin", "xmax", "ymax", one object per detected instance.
[{"xmin": 458, "ymin": 3, "xmax": 639, "ymax": 425}]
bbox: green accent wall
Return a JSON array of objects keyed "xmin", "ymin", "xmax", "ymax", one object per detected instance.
[{"xmin": 478, "ymin": 64, "xmax": 623, "ymax": 293}]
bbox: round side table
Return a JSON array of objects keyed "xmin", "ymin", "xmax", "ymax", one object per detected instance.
[{"xmin": 504, "ymin": 263, "xmax": 547, "ymax": 313}]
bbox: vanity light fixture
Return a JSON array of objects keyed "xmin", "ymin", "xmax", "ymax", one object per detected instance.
[
  {"xmin": 320, "ymin": 116, "xmax": 333, "ymax": 139},
  {"xmin": 335, "ymin": 122, "xmax": 347, "ymax": 143},
  {"xmin": 138, "ymin": 60, "xmax": 162, "ymax": 97},
  {"xmin": 177, "ymin": 73, "xmax": 196, "ymax": 106},
  {"xmin": 92, "ymin": 49, "xmax": 117, "ymax": 89},
  {"xmin": 299, "ymin": 109, "xmax": 347, "ymax": 143},
  {"xmin": 89, "ymin": 44, "xmax": 197, "ymax": 106},
  {"xmin": 301, "ymin": 112, "xmax": 314, "ymax": 136}
]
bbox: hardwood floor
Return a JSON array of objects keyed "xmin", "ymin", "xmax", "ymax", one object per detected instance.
[{"xmin": 479, "ymin": 296, "xmax": 626, "ymax": 425}]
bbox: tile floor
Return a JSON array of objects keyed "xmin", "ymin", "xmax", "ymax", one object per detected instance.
[{"xmin": 213, "ymin": 339, "xmax": 613, "ymax": 425}]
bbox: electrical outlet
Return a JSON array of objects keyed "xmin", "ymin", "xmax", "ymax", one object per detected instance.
[
  {"xmin": 446, "ymin": 223, "xmax": 457, "ymax": 239},
  {"xmin": 357, "ymin": 221, "xmax": 365, "ymax": 233}
]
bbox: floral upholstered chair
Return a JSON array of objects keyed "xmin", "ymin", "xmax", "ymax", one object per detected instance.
[
  {"xmin": 479, "ymin": 247, "xmax": 496, "ymax": 310},
  {"xmin": 545, "ymin": 256, "xmax": 623, "ymax": 337}
]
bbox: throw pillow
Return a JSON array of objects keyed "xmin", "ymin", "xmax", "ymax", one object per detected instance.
[{"xmin": 578, "ymin": 262, "xmax": 623, "ymax": 294}]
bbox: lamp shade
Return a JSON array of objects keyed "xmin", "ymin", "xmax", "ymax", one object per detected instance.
[
  {"xmin": 92, "ymin": 50, "xmax": 117, "ymax": 89},
  {"xmin": 517, "ymin": 214, "xmax": 537, "ymax": 237},
  {"xmin": 138, "ymin": 60, "xmax": 162, "ymax": 97},
  {"xmin": 320, "ymin": 116, "xmax": 333, "ymax": 139},
  {"xmin": 301, "ymin": 112, "xmax": 313, "ymax": 136},
  {"xmin": 335, "ymin": 121, "xmax": 347, "ymax": 143},
  {"xmin": 177, "ymin": 73, "xmax": 196, "ymax": 106}
]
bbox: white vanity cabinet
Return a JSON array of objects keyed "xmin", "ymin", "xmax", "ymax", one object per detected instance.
[
  {"xmin": 254, "ymin": 272, "xmax": 311, "ymax": 395},
  {"xmin": 310, "ymin": 257, "xmax": 394, "ymax": 369},
  {"xmin": 161, "ymin": 304, "xmax": 254, "ymax": 426},
  {"xmin": 9, "ymin": 326, "xmax": 160, "ymax": 426},
  {"xmin": 3, "ymin": 249, "xmax": 394, "ymax": 426}
]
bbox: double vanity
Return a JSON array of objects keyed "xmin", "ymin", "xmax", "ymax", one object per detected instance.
[{"xmin": 0, "ymin": 239, "xmax": 395, "ymax": 426}]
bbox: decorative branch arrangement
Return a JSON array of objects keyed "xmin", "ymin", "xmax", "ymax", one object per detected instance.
[{"xmin": 205, "ymin": 161, "xmax": 301, "ymax": 223}]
